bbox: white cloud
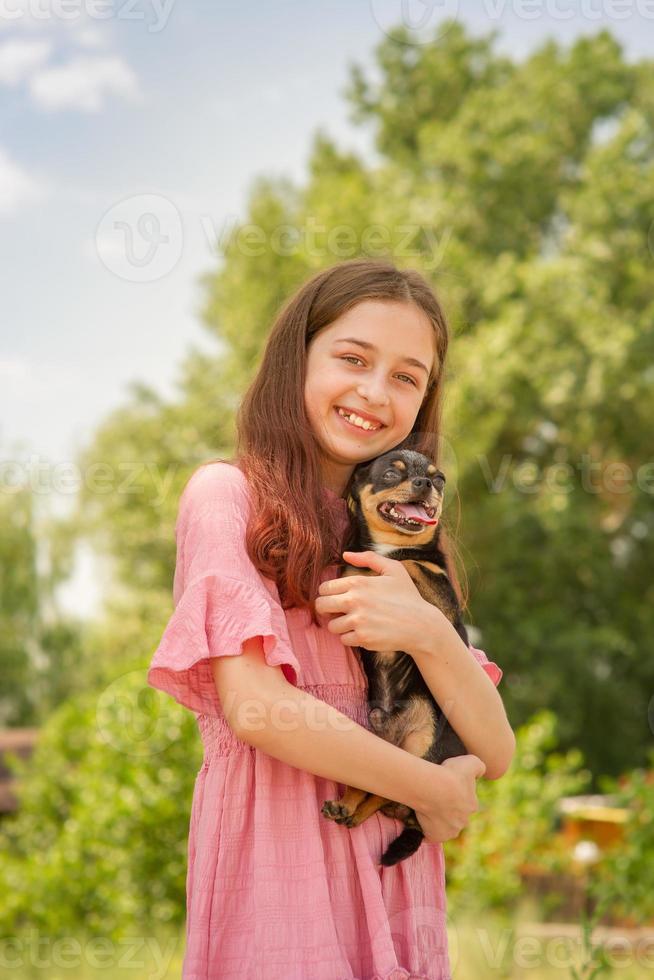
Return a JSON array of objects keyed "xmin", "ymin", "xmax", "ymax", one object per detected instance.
[
  {"xmin": 75, "ymin": 26, "xmax": 107, "ymax": 48},
  {"xmin": 30, "ymin": 53, "xmax": 140, "ymax": 111},
  {"xmin": 0, "ymin": 37, "xmax": 52, "ymax": 84},
  {"xmin": 0, "ymin": 4, "xmax": 134, "ymax": 111},
  {"xmin": 0, "ymin": 146, "xmax": 48, "ymax": 213}
]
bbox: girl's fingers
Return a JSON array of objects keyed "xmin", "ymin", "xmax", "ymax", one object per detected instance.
[
  {"xmin": 318, "ymin": 578, "xmax": 354, "ymax": 596},
  {"xmin": 326, "ymin": 614, "xmax": 355, "ymax": 636},
  {"xmin": 315, "ymin": 594, "xmax": 352, "ymax": 616}
]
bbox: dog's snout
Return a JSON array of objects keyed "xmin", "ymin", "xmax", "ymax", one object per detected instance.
[
  {"xmin": 411, "ymin": 474, "xmax": 445, "ymax": 493},
  {"xmin": 411, "ymin": 477, "xmax": 431, "ymax": 490}
]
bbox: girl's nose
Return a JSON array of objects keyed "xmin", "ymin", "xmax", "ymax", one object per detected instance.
[{"xmin": 356, "ymin": 381, "xmax": 390, "ymax": 406}]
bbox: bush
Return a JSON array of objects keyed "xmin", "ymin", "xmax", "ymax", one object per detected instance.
[
  {"xmin": 0, "ymin": 664, "xmax": 201, "ymax": 940},
  {"xmin": 444, "ymin": 709, "xmax": 592, "ymax": 918},
  {"xmin": 591, "ymin": 751, "xmax": 654, "ymax": 925}
]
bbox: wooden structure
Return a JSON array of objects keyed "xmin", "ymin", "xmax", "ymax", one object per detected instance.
[{"xmin": 0, "ymin": 728, "xmax": 39, "ymax": 815}]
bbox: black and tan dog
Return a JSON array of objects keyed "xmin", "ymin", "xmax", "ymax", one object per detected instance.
[{"xmin": 320, "ymin": 449, "xmax": 472, "ymax": 867}]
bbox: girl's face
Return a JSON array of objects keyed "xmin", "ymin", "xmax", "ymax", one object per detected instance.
[{"xmin": 304, "ymin": 299, "xmax": 437, "ymax": 495}]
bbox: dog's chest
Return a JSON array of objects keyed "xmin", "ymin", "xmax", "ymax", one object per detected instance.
[{"xmin": 359, "ymin": 649, "xmax": 416, "ymax": 712}]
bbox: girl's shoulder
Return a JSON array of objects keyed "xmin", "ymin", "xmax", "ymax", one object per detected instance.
[
  {"xmin": 182, "ymin": 460, "xmax": 247, "ymax": 501},
  {"xmin": 177, "ymin": 461, "xmax": 250, "ymax": 526}
]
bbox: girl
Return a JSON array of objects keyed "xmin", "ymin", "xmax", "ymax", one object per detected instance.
[{"xmin": 148, "ymin": 258, "xmax": 513, "ymax": 979}]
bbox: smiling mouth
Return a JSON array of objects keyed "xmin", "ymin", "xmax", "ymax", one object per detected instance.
[
  {"xmin": 333, "ymin": 406, "xmax": 386, "ymax": 431},
  {"xmin": 378, "ymin": 500, "xmax": 439, "ymax": 530}
]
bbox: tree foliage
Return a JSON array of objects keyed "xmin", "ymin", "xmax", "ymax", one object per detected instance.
[
  {"xmin": 0, "ymin": 674, "xmax": 200, "ymax": 938},
  {"xmin": 444, "ymin": 709, "xmax": 591, "ymax": 916}
]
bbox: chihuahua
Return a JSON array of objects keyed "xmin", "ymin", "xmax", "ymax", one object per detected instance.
[{"xmin": 320, "ymin": 449, "xmax": 472, "ymax": 867}]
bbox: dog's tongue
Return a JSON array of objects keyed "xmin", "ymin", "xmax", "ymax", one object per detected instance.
[{"xmin": 394, "ymin": 503, "xmax": 438, "ymax": 525}]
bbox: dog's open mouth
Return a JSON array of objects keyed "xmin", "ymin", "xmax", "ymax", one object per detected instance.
[{"xmin": 378, "ymin": 500, "xmax": 439, "ymax": 530}]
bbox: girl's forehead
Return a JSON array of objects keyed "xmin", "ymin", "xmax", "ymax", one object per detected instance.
[
  {"xmin": 321, "ymin": 299, "xmax": 430, "ymax": 331},
  {"xmin": 311, "ymin": 309, "xmax": 435, "ymax": 351}
]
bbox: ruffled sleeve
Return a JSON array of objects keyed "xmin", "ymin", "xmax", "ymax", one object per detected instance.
[
  {"xmin": 468, "ymin": 644, "xmax": 503, "ymax": 687},
  {"xmin": 147, "ymin": 462, "xmax": 301, "ymax": 717}
]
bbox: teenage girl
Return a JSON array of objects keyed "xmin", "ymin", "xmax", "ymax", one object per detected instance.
[{"xmin": 148, "ymin": 257, "xmax": 513, "ymax": 979}]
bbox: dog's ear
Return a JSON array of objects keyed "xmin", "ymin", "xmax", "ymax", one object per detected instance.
[{"xmin": 351, "ymin": 460, "xmax": 374, "ymax": 487}]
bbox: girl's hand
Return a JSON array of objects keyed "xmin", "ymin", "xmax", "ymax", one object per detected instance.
[
  {"xmin": 414, "ymin": 754, "xmax": 486, "ymax": 843},
  {"xmin": 315, "ymin": 550, "xmax": 442, "ymax": 654}
]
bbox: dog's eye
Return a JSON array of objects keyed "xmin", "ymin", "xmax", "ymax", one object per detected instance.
[{"xmin": 384, "ymin": 470, "xmax": 399, "ymax": 480}]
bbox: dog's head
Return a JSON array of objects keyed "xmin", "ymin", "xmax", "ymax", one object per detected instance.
[{"xmin": 346, "ymin": 449, "xmax": 445, "ymax": 548}]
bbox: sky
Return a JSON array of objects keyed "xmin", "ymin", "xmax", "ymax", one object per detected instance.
[{"xmin": 1, "ymin": 0, "xmax": 652, "ymax": 614}]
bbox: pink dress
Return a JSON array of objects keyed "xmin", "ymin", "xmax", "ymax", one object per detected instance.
[{"xmin": 147, "ymin": 462, "xmax": 503, "ymax": 980}]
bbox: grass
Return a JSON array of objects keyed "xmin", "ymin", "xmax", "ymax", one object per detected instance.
[
  {"xmin": 4, "ymin": 901, "xmax": 652, "ymax": 979},
  {"xmin": 449, "ymin": 898, "xmax": 651, "ymax": 979},
  {"xmin": 2, "ymin": 926, "xmax": 185, "ymax": 980}
]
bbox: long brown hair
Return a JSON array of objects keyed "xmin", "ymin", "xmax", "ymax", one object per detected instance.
[{"xmin": 210, "ymin": 257, "xmax": 467, "ymax": 625}]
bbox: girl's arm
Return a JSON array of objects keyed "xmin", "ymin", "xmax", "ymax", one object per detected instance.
[
  {"xmin": 212, "ymin": 638, "xmax": 452, "ymax": 815},
  {"xmin": 408, "ymin": 607, "xmax": 515, "ymax": 780}
]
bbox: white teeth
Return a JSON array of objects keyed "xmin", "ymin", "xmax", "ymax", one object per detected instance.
[
  {"xmin": 389, "ymin": 506, "xmax": 418, "ymax": 525},
  {"xmin": 384, "ymin": 503, "xmax": 429, "ymax": 527},
  {"xmin": 337, "ymin": 407, "xmax": 381, "ymax": 431}
]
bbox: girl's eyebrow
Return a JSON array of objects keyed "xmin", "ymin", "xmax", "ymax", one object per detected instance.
[{"xmin": 331, "ymin": 337, "xmax": 430, "ymax": 377}]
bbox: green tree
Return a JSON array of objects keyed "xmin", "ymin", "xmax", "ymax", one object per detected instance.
[
  {"xmin": 0, "ymin": 486, "xmax": 38, "ymax": 725},
  {"xmin": 0, "ymin": 476, "xmax": 88, "ymax": 725}
]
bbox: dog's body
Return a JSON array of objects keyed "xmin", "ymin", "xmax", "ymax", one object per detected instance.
[{"xmin": 320, "ymin": 450, "xmax": 470, "ymax": 866}]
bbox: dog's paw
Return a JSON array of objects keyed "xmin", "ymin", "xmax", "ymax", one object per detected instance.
[{"xmin": 321, "ymin": 800, "xmax": 354, "ymax": 824}]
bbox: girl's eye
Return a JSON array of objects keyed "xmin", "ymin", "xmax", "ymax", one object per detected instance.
[{"xmin": 339, "ymin": 355, "xmax": 417, "ymax": 387}]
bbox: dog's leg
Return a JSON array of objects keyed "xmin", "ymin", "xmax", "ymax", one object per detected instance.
[
  {"xmin": 322, "ymin": 713, "xmax": 435, "ymax": 827},
  {"xmin": 339, "ymin": 792, "xmax": 392, "ymax": 827},
  {"xmin": 321, "ymin": 785, "xmax": 370, "ymax": 823},
  {"xmin": 323, "ymin": 790, "xmax": 413, "ymax": 827}
]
